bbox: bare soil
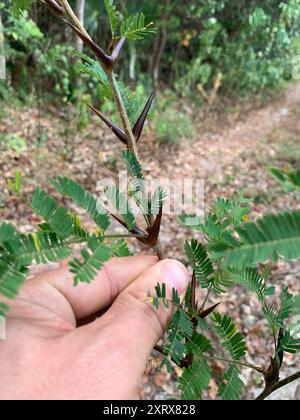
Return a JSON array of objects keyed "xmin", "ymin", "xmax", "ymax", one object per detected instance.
[{"xmin": 1, "ymin": 83, "xmax": 300, "ymax": 400}]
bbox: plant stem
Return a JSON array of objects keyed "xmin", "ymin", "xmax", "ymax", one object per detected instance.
[
  {"xmin": 204, "ymin": 356, "xmax": 264, "ymax": 374},
  {"xmin": 106, "ymin": 71, "xmax": 165, "ymax": 259},
  {"xmin": 45, "ymin": 0, "xmax": 165, "ymax": 259},
  {"xmin": 107, "ymin": 71, "xmax": 139, "ymax": 158},
  {"xmin": 200, "ymin": 283, "xmax": 213, "ymax": 312},
  {"xmin": 154, "ymin": 346, "xmax": 264, "ymax": 374},
  {"xmin": 67, "ymin": 233, "xmax": 147, "ymax": 245},
  {"xmin": 255, "ymin": 371, "xmax": 300, "ymax": 400},
  {"xmin": 105, "ymin": 233, "xmax": 147, "ymax": 239}
]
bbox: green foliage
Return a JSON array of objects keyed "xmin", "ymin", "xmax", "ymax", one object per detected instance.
[
  {"xmin": 212, "ymin": 313, "xmax": 247, "ymax": 360},
  {"xmin": 228, "ymin": 267, "xmax": 267, "ymax": 302},
  {"xmin": 50, "ymin": 176, "xmax": 110, "ymax": 232},
  {"xmin": 0, "ymin": 222, "xmax": 28, "ymax": 300},
  {"xmin": 14, "ymin": 232, "xmax": 71, "ymax": 265},
  {"xmin": 0, "ymin": 302, "xmax": 9, "ymax": 317},
  {"xmin": 184, "ymin": 239, "xmax": 232, "ymax": 294},
  {"xmin": 5, "ymin": 0, "xmax": 300, "ymax": 104},
  {"xmin": 105, "ymin": 185, "xmax": 136, "ymax": 230},
  {"xmin": 178, "ymin": 333, "xmax": 212, "ymax": 399},
  {"xmin": 0, "ymin": 133, "xmax": 27, "ymax": 155},
  {"xmin": 149, "ymin": 282, "xmax": 180, "ymax": 310},
  {"xmin": 31, "ymin": 187, "xmax": 74, "ymax": 239},
  {"xmin": 271, "ymin": 168, "xmax": 300, "ymax": 198},
  {"xmin": 120, "ymin": 13, "xmax": 156, "ymax": 41},
  {"xmin": 0, "ymin": 222, "xmax": 17, "ymax": 242},
  {"xmin": 4, "ymin": 9, "xmax": 77, "ymax": 102},
  {"xmin": 0, "ymin": 256, "xmax": 28, "ymax": 300},
  {"xmin": 212, "ymin": 211, "xmax": 300, "ymax": 267},
  {"xmin": 279, "ymin": 287, "xmax": 300, "ymax": 326},
  {"xmin": 77, "ymin": 53, "xmax": 109, "ymax": 88},
  {"xmin": 179, "ymin": 358, "xmax": 211, "ymax": 400},
  {"xmin": 9, "ymin": 0, "xmax": 33, "ymax": 15},
  {"xmin": 179, "ymin": 193, "xmax": 251, "ymax": 245},
  {"xmin": 153, "ymin": 98, "xmax": 194, "ymax": 144},
  {"xmin": 148, "ymin": 187, "xmax": 166, "ymax": 216},
  {"xmin": 2, "ymin": 0, "xmax": 300, "ymax": 403},
  {"xmin": 162, "ymin": 309, "xmax": 193, "ymax": 368},
  {"xmin": 5, "ymin": 10, "xmax": 43, "ymax": 42},
  {"xmin": 173, "ymin": 0, "xmax": 300, "ymax": 96},
  {"xmin": 69, "ymin": 235, "xmax": 112, "ymax": 285},
  {"xmin": 217, "ymin": 365, "xmax": 244, "ymax": 401},
  {"xmin": 109, "ymin": 239, "xmax": 133, "ymax": 257},
  {"xmin": 0, "ymin": 219, "xmax": 72, "ymax": 304},
  {"xmin": 123, "ymin": 150, "xmax": 143, "ymax": 180},
  {"xmin": 278, "ymin": 331, "xmax": 300, "ymax": 354},
  {"xmin": 78, "ymin": 56, "xmax": 147, "ymax": 126},
  {"xmin": 103, "ymin": 0, "xmax": 118, "ymax": 37},
  {"xmin": 184, "ymin": 239, "xmax": 214, "ymax": 289},
  {"xmin": 262, "ymin": 303, "xmax": 280, "ymax": 331},
  {"xmin": 7, "ymin": 170, "xmax": 21, "ymax": 195}
]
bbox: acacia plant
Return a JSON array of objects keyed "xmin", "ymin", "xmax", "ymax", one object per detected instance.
[{"xmin": 1, "ymin": 0, "xmax": 300, "ymax": 400}]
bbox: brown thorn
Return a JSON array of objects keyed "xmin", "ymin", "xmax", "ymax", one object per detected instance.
[
  {"xmin": 146, "ymin": 202, "xmax": 163, "ymax": 247},
  {"xmin": 65, "ymin": 21, "xmax": 113, "ymax": 70},
  {"xmin": 133, "ymin": 89, "xmax": 157, "ymax": 142},
  {"xmin": 87, "ymin": 104, "xmax": 127, "ymax": 145},
  {"xmin": 264, "ymin": 357, "xmax": 280, "ymax": 387},
  {"xmin": 109, "ymin": 212, "xmax": 148, "ymax": 244},
  {"xmin": 191, "ymin": 271, "xmax": 197, "ymax": 312},
  {"xmin": 198, "ymin": 302, "xmax": 220, "ymax": 319},
  {"xmin": 277, "ymin": 327, "xmax": 284, "ymax": 369}
]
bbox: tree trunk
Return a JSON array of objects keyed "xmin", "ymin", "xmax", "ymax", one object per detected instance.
[
  {"xmin": 150, "ymin": 0, "xmax": 171, "ymax": 88},
  {"xmin": 75, "ymin": 0, "xmax": 85, "ymax": 52},
  {"xmin": 0, "ymin": 11, "xmax": 6, "ymax": 80}
]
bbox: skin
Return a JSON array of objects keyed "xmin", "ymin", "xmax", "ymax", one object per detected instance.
[{"xmin": 0, "ymin": 256, "xmax": 189, "ymax": 400}]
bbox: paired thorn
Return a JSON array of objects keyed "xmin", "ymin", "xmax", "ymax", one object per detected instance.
[
  {"xmin": 190, "ymin": 272, "xmax": 197, "ymax": 312},
  {"xmin": 109, "ymin": 202, "xmax": 163, "ymax": 248},
  {"xmin": 45, "ymin": 0, "xmax": 126, "ymax": 70},
  {"xmin": 198, "ymin": 302, "xmax": 220, "ymax": 319},
  {"xmin": 88, "ymin": 90, "xmax": 156, "ymax": 146},
  {"xmin": 132, "ymin": 89, "xmax": 157, "ymax": 141},
  {"xmin": 277, "ymin": 327, "xmax": 284, "ymax": 369},
  {"xmin": 87, "ymin": 104, "xmax": 127, "ymax": 145},
  {"xmin": 146, "ymin": 202, "xmax": 163, "ymax": 247},
  {"xmin": 65, "ymin": 22, "xmax": 115, "ymax": 70},
  {"xmin": 264, "ymin": 357, "xmax": 280, "ymax": 387}
]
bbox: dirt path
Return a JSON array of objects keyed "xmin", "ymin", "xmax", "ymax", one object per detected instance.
[
  {"xmin": 152, "ymin": 82, "xmax": 300, "ymax": 180},
  {"xmin": 1, "ymin": 83, "xmax": 300, "ymax": 400}
]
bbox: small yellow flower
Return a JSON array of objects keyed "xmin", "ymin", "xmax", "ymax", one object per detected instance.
[
  {"xmin": 243, "ymin": 215, "xmax": 249, "ymax": 222},
  {"xmin": 145, "ymin": 295, "xmax": 154, "ymax": 304},
  {"xmin": 283, "ymin": 166, "xmax": 290, "ymax": 174}
]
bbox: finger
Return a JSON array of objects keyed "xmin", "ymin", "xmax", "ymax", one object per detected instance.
[
  {"xmin": 20, "ymin": 256, "xmax": 157, "ymax": 322},
  {"xmin": 87, "ymin": 259, "xmax": 189, "ymax": 390}
]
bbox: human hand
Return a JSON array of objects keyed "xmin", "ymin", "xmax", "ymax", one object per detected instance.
[{"xmin": 0, "ymin": 256, "xmax": 189, "ymax": 400}]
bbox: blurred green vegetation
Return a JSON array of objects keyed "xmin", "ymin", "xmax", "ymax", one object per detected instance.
[{"xmin": 1, "ymin": 0, "xmax": 300, "ymax": 142}]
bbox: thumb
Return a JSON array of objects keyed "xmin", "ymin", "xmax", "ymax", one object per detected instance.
[{"xmin": 98, "ymin": 259, "xmax": 189, "ymax": 373}]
